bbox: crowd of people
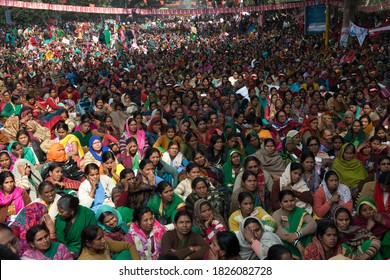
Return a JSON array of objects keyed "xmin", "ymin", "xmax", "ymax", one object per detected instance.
[{"xmin": 0, "ymin": 11, "xmax": 390, "ymax": 261}]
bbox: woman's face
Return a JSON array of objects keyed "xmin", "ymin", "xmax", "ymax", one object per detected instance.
[
  {"xmin": 326, "ymin": 174, "xmax": 339, "ymax": 193},
  {"xmin": 138, "ymin": 211, "xmax": 154, "ymax": 233},
  {"xmin": 86, "ymin": 168, "xmax": 100, "ymax": 183},
  {"xmin": 81, "ymin": 122, "xmax": 91, "ymax": 134},
  {"xmin": 128, "ymin": 121, "xmax": 137, "ymax": 133},
  {"xmin": 335, "ymin": 212, "xmax": 350, "ymax": 231},
  {"xmin": 92, "ymin": 139, "xmax": 102, "ymax": 152},
  {"xmin": 88, "ymin": 228, "xmax": 106, "ymax": 252},
  {"xmin": 302, "ymin": 157, "xmax": 315, "ymax": 172},
  {"xmin": 245, "ymin": 221, "xmax": 263, "ymax": 241},
  {"xmin": 57, "ymin": 205, "xmax": 74, "ymax": 220},
  {"xmin": 149, "ymin": 152, "xmax": 160, "ymax": 166},
  {"xmin": 168, "ymin": 144, "xmax": 179, "ymax": 158},
  {"xmin": 194, "ymin": 181, "xmax": 208, "ymax": 198},
  {"xmin": 127, "ymin": 142, "xmax": 138, "ymax": 155},
  {"xmin": 239, "ymin": 196, "xmax": 254, "ymax": 216},
  {"xmin": 49, "ymin": 166, "xmax": 63, "ymax": 182},
  {"xmin": 376, "ymin": 129, "xmax": 386, "ymax": 140},
  {"xmin": 18, "ymin": 134, "xmax": 29, "ymax": 146},
  {"xmin": 264, "ymin": 141, "xmax": 275, "ymax": 155},
  {"xmin": 140, "ymin": 163, "xmax": 154, "ymax": 179},
  {"xmin": 310, "ymin": 119, "xmax": 319, "ymax": 130},
  {"xmin": 359, "ymin": 204, "xmax": 375, "ymax": 219},
  {"xmin": 292, "ymin": 134, "xmax": 300, "ymax": 145},
  {"xmin": 39, "ymin": 184, "xmax": 56, "ymax": 204},
  {"xmin": 175, "ymin": 108, "xmax": 184, "ymax": 119},
  {"xmin": 187, "ymin": 167, "xmax": 200, "ymax": 181},
  {"xmin": 243, "ymin": 175, "xmax": 257, "ymax": 192},
  {"xmin": 197, "ymin": 121, "xmax": 207, "ymax": 132},
  {"xmin": 188, "ymin": 136, "xmax": 198, "ymax": 148},
  {"xmin": 56, "ymin": 127, "xmax": 68, "ymax": 139},
  {"xmin": 319, "ymin": 228, "xmax": 338, "ymax": 251},
  {"xmin": 0, "ymin": 154, "xmax": 12, "ymax": 169},
  {"xmin": 175, "ymin": 215, "xmax": 192, "ymax": 236},
  {"xmin": 379, "ymin": 159, "xmax": 390, "ymax": 173},
  {"xmin": 342, "ymin": 147, "xmax": 355, "ymax": 161},
  {"xmin": 213, "ymin": 138, "xmax": 224, "ymax": 151},
  {"xmin": 103, "ymin": 213, "xmax": 118, "ymax": 229},
  {"xmin": 96, "ymin": 100, "xmax": 104, "ymax": 109},
  {"xmin": 152, "ymin": 121, "xmax": 162, "ymax": 133},
  {"xmin": 280, "ymin": 194, "xmax": 296, "ymax": 211},
  {"xmin": 352, "ymin": 122, "xmax": 361, "ymax": 134},
  {"xmin": 1, "ymin": 176, "xmax": 15, "ymax": 194},
  {"xmin": 160, "ymin": 185, "xmax": 174, "ymax": 203},
  {"xmin": 179, "ymin": 121, "xmax": 189, "ymax": 133},
  {"xmin": 200, "ymin": 203, "xmax": 213, "ymax": 222},
  {"xmin": 230, "ymin": 152, "xmax": 241, "ymax": 166},
  {"xmin": 290, "ymin": 169, "xmax": 302, "ymax": 184},
  {"xmin": 12, "ymin": 144, "xmax": 24, "ymax": 158},
  {"xmin": 30, "ymin": 230, "xmax": 51, "ymax": 252},
  {"xmin": 104, "ymin": 157, "xmax": 115, "ymax": 170},
  {"xmin": 308, "ymin": 140, "xmax": 319, "ymax": 154},
  {"xmin": 275, "ymin": 100, "xmax": 284, "ymax": 111},
  {"xmin": 166, "ymin": 128, "xmax": 175, "ymax": 139},
  {"xmin": 210, "ymin": 238, "xmax": 225, "ymax": 259}
]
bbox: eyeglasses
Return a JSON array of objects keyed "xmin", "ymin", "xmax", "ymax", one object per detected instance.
[{"xmin": 380, "ymin": 163, "xmax": 390, "ymax": 166}]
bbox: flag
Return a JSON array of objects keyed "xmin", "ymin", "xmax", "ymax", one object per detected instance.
[{"xmin": 349, "ymin": 21, "xmax": 368, "ymax": 46}]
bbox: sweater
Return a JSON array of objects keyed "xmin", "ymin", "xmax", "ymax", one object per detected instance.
[{"xmin": 161, "ymin": 230, "xmax": 209, "ymax": 260}]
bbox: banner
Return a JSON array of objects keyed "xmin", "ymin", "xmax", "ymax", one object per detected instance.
[
  {"xmin": 349, "ymin": 21, "xmax": 368, "ymax": 46},
  {"xmin": 339, "ymin": 27, "xmax": 349, "ymax": 47},
  {"xmin": 305, "ymin": 5, "xmax": 326, "ymax": 35}
]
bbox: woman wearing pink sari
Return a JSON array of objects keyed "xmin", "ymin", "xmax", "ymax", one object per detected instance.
[
  {"xmin": 126, "ymin": 206, "xmax": 166, "ymax": 260},
  {"xmin": 121, "ymin": 117, "xmax": 147, "ymax": 154}
]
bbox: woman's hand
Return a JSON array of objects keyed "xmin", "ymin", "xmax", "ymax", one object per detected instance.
[
  {"xmin": 373, "ymin": 213, "xmax": 385, "ymax": 225},
  {"xmin": 111, "ymin": 161, "xmax": 117, "ymax": 175},
  {"xmin": 285, "ymin": 232, "xmax": 298, "ymax": 243},
  {"xmin": 41, "ymin": 214, "xmax": 55, "ymax": 233},
  {"xmin": 147, "ymin": 172, "xmax": 155, "ymax": 185},
  {"xmin": 17, "ymin": 164, "xmax": 26, "ymax": 177},
  {"xmin": 355, "ymin": 253, "xmax": 370, "ymax": 260},
  {"xmin": 243, "ymin": 226, "xmax": 255, "ymax": 243},
  {"xmin": 329, "ymin": 193, "xmax": 340, "ymax": 204},
  {"xmin": 103, "ymin": 164, "xmax": 110, "ymax": 176},
  {"xmin": 204, "ymin": 216, "xmax": 213, "ymax": 228}
]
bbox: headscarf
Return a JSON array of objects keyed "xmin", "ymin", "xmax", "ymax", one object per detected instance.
[
  {"xmin": 146, "ymin": 117, "xmax": 162, "ymax": 134},
  {"xmin": 279, "ymin": 137, "xmax": 297, "ymax": 163},
  {"xmin": 373, "ymin": 180, "xmax": 390, "ymax": 214},
  {"xmin": 353, "ymin": 198, "xmax": 390, "ymax": 237},
  {"xmin": 237, "ymin": 216, "xmax": 282, "ymax": 260},
  {"xmin": 298, "ymin": 116, "xmax": 318, "ymax": 137},
  {"xmin": 46, "ymin": 143, "xmax": 68, "ymax": 163},
  {"xmin": 7, "ymin": 141, "xmax": 37, "ymax": 165},
  {"xmin": 12, "ymin": 159, "xmax": 43, "ymax": 201},
  {"xmin": 343, "ymin": 124, "xmax": 366, "ymax": 147},
  {"xmin": 280, "ymin": 163, "xmax": 312, "ymax": 214},
  {"xmin": 95, "ymin": 205, "xmax": 129, "ymax": 233},
  {"xmin": 332, "ymin": 143, "xmax": 368, "ymax": 189},
  {"xmin": 9, "ymin": 202, "xmax": 47, "ymax": 255},
  {"xmin": 253, "ymin": 142, "xmax": 286, "ymax": 176},
  {"xmin": 245, "ymin": 132, "xmax": 261, "ymax": 156},
  {"xmin": 320, "ymin": 171, "xmax": 352, "ymax": 218},
  {"xmin": 88, "ymin": 136, "xmax": 109, "ymax": 163},
  {"xmin": 125, "ymin": 117, "xmax": 146, "ymax": 152},
  {"xmin": 332, "ymin": 206, "xmax": 372, "ymax": 247},
  {"xmin": 193, "ymin": 199, "xmax": 227, "ymax": 238},
  {"xmin": 286, "ymin": 130, "xmax": 302, "ymax": 150}
]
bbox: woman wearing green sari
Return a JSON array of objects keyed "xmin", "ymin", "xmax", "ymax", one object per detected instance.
[
  {"xmin": 96, "ymin": 205, "xmax": 131, "ymax": 241},
  {"xmin": 222, "ymin": 149, "xmax": 244, "ymax": 191},
  {"xmin": 8, "ymin": 141, "xmax": 38, "ymax": 166},
  {"xmin": 272, "ymin": 190, "xmax": 317, "ymax": 259},
  {"xmin": 279, "ymin": 137, "xmax": 298, "ymax": 163},
  {"xmin": 332, "ymin": 143, "xmax": 368, "ymax": 198},
  {"xmin": 54, "ymin": 194, "xmax": 97, "ymax": 255},
  {"xmin": 245, "ymin": 132, "xmax": 261, "ymax": 156},
  {"xmin": 147, "ymin": 181, "xmax": 185, "ymax": 231},
  {"xmin": 73, "ymin": 120, "xmax": 93, "ymax": 153}
]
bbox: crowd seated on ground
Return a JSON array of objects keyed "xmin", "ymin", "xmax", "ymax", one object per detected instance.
[{"xmin": 1, "ymin": 11, "xmax": 390, "ymax": 260}]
